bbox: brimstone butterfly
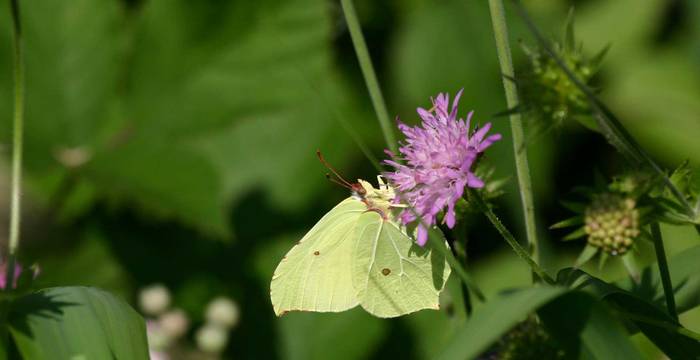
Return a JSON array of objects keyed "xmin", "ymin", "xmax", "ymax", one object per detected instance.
[{"xmin": 270, "ymin": 175, "xmax": 451, "ymax": 318}]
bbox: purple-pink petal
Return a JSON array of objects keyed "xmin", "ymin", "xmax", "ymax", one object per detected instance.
[{"xmin": 382, "ymin": 89, "xmax": 501, "ymax": 246}]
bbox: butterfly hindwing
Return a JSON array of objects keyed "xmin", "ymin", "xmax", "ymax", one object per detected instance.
[
  {"xmin": 351, "ymin": 211, "xmax": 451, "ymax": 318},
  {"xmin": 270, "ymin": 198, "xmax": 365, "ymax": 315}
]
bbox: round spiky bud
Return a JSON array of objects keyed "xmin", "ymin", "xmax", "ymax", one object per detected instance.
[
  {"xmin": 584, "ymin": 193, "xmax": 640, "ymax": 255},
  {"xmin": 521, "ymin": 46, "xmax": 592, "ymax": 125}
]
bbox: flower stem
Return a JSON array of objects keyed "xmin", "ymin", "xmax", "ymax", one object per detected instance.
[
  {"xmin": 650, "ymin": 222, "xmax": 678, "ymax": 321},
  {"xmin": 5, "ymin": 0, "xmax": 24, "ymax": 289},
  {"xmin": 470, "ymin": 189, "xmax": 554, "ymax": 284},
  {"xmin": 339, "ymin": 0, "xmax": 397, "ymax": 154},
  {"xmin": 487, "ymin": 0, "xmax": 541, "ymax": 271}
]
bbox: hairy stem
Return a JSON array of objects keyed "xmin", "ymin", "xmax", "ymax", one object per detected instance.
[
  {"xmin": 5, "ymin": 0, "xmax": 24, "ymax": 290},
  {"xmin": 487, "ymin": 0, "xmax": 540, "ymax": 272},
  {"xmin": 339, "ymin": 0, "xmax": 397, "ymax": 154},
  {"xmin": 471, "ymin": 189, "xmax": 554, "ymax": 284},
  {"xmin": 650, "ymin": 222, "xmax": 678, "ymax": 321}
]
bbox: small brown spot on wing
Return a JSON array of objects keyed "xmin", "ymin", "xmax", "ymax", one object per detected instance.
[
  {"xmin": 313, "ymin": 251, "xmax": 320, "ymax": 256},
  {"xmin": 381, "ymin": 268, "xmax": 391, "ymax": 276}
]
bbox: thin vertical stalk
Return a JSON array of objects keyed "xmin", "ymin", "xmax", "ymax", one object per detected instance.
[
  {"xmin": 5, "ymin": 0, "xmax": 24, "ymax": 289},
  {"xmin": 339, "ymin": 0, "xmax": 397, "ymax": 154},
  {"xmin": 487, "ymin": 0, "xmax": 540, "ymax": 269},
  {"xmin": 650, "ymin": 223, "xmax": 678, "ymax": 321}
]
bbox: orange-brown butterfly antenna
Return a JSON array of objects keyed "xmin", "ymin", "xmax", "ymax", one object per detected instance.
[
  {"xmin": 317, "ymin": 150, "xmax": 353, "ymax": 188},
  {"xmin": 325, "ymin": 173, "xmax": 354, "ymax": 191}
]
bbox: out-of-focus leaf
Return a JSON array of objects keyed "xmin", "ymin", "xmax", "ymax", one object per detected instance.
[
  {"xmin": 438, "ymin": 286, "xmax": 566, "ymax": 360},
  {"xmin": 0, "ymin": 0, "xmax": 126, "ymax": 170},
  {"xmin": 84, "ymin": 140, "xmax": 228, "ymax": 236},
  {"xmin": 129, "ymin": 0, "xmax": 371, "ymax": 213},
  {"xmin": 3, "ymin": 0, "xmax": 373, "ymax": 237},
  {"xmin": 575, "ymin": 0, "xmax": 665, "ymax": 67},
  {"xmin": 604, "ymin": 55, "xmax": 700, "ymax": 168},
  {"xmin": 9, "ymin": 287, "xmax": 148, "ymax": 360}
]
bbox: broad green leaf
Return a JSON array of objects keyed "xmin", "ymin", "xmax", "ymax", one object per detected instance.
[
  {"xmin": 538, "ymin": 292, "xmax": 643, "ymax": 360},
  {"xmin": 438, "ymin": 286, "xmax": 567, "ymax": 360},
  {"xmin": 271, "ymin": 198, "xmax": 365, "ymax": 315},
  {"xmin": 83, "ymin": 140, "xmax": 228, "ymax": 236},
  {"xmin": 557, "ymin": 268, "xmax": 700, "ymax": 358},
  {"xmin": 9, "ymin": 287, "xmax": 148, "ymax": 360},
  {"xmin": 352, "ymin": 211, "xmax": 450, "ymax": 318},
  {"xmin": 605, "ymin": 292, "xmax": 700, "ymax": 358},
  {"xmin": 130, "ymin": 0, "xmax": 371, "ymax": 212},
  {"xmin": 0, "ymin": 0, "xmax": 126, "ymax": 170}
]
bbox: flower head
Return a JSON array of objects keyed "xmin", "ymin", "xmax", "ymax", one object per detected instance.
[{"xmin": 383, "ymin": 89, "xmax": 501, "ymax": 245}]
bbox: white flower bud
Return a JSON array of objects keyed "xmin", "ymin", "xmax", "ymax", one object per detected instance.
[
  {"xmin": 195, "ymin": 324, "xmax": 229, "ymax": 354},
  {"xmin": 139, "ymin": 284, "xmax": 171, "ymax": 316},
  {"xmin": 205, "ymin": 297, "xmax": 239, "ymax": 329},
  {"xmin": 159, "ymin": 309, "xmax": 189, "ymax": 339},
  {"xmin": 146, "ymin": 320, "xmax": 172, "ymax": 351}
]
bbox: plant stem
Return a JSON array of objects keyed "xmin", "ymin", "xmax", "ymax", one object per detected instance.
[
  {"xmin": 650, "ymin": 222, "xmax": 678, "ymax": 321},
  {"xmin": 487, "ymin": 0, "xmax": 540, "ymax": 271},
  {"xmin": 5, "ymin": 0, "xmax": 24, "ymax": 289},
  {"xmin": 470, "ymin": 189, "xmax": 554, "ymax": 284},
  {"xmin": 339, "ymin": 0, "xmax": 397, "ymax": 154},
  {"xmin": 453, "ymin": 224, "xmax": 473, "ymax": 315}
]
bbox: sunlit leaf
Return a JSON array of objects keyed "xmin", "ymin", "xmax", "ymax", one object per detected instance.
[{"xmin": 9, "ymin": 287, "xmax": 148, "ymax": 360}]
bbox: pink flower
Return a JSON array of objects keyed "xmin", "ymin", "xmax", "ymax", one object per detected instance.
[{"xmin": 384, "ymin": 89, "xmax": 501, "ymax": 245}]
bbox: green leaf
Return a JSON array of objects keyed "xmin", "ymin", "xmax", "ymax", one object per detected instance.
[
  {"xmin": 352, "ymin": 212, "xmax": 450, "ymax": 318},
  {"xmin": 538, "ymin": 292, "xmax": 643, "ymax": 359},
  {"xmin": 438, "ymin": 286, "xmax": 567, "ymax": 360},
  {"xmin": 84, "ymin": 140, "xmax": 228, "ymax": 237},
  {"xmin": 0, "ymin": 0, "xmax": 126, "ymax": 170},
  {"xmin": 563, "ymin": 227, "xmax": 587, "ymax": 241},
  {"xmin": 130, "ymin": 0, "xmax": 370, "ymax": 212},
  {"xmin": 556, "ymin": 267, "xmax": 700, "ymax": 358},
  {"xmin": 575, "ymin": 244, "xmax": 598, "ymax": 267},
  {"xmin": 605, "ymin": 292, "xmax": 700, "ymax": 358},
  {"xmin": 616, "ymin": 245, "xmax": 700, "ymax": 314},
  {"xmin": 550, "ymin": 215, "xmax": 584, "ymax": 229},
  {"xmin": 8, "ymin": 287, "xmax": 148, "ymax": 360}
]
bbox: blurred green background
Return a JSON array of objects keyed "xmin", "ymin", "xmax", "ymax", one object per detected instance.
[{"xmin": 1, "ymin": 0, "xmax": 699, "ymax": 358}]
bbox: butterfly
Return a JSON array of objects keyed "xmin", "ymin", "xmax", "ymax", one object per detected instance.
[{"xmin": 270, "ymin": 153, "xmax": 451, "ymax": 318}]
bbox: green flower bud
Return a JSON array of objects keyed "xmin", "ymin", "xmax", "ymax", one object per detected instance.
[{"xmin": 584, "ymin": 193, "xmax": 640, "ymax": 255}]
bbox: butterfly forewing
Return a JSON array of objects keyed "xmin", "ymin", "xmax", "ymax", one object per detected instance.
[
  {"xmin": 351, "ymin": 211, "xmax": 451, "ymax": 318},
  {"xmin": 270, "ymin": 198, "xmax": 366, "ymax": 315}
]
